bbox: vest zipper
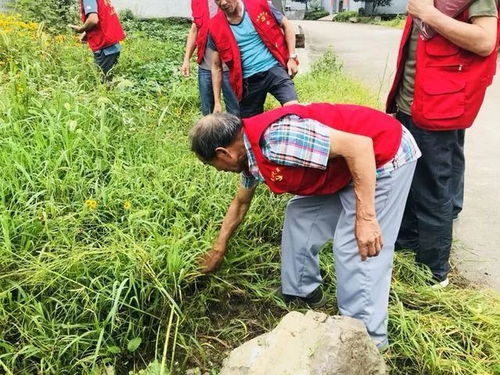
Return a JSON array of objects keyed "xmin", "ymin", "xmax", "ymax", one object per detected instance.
[{"xmin": 428, "ymin": 63, "xmax": 465, "ymax": 71}]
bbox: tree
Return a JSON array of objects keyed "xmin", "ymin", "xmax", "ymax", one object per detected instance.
[{"xmin": 354, "ymin": 0, "xmax": 393, "ymax": 16}]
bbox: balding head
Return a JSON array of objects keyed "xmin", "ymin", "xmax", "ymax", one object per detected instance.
[{"xmin": 190, "ymin": 112, "xmax": 243, "ymax": 161}]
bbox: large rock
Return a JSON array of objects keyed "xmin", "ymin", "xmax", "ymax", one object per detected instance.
[{"xmin": 220, "ymin": 311, "xmax": 386, "ymax": 375}]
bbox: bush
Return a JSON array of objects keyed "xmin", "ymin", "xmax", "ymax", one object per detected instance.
[
  {"xmin": 303, "ymin": 9, "xmax": 330, "ymax": 20},
  {"xmin": 332, "ymin": 10, "xmax": 359, "ymax": 22},
  {"xmin": 119, "ymin": 8, "xmax": 136, "ymax": 21},
  {"xmin": 12, "ymin": 0, "xmax": 78, "ymax": 33}
]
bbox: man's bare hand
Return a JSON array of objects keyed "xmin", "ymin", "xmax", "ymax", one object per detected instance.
[
  {"xmin": 68, "ymin": 24, "xmax": 81, "ymax": 33},
  {"xmin": 355, "ymin": 217, "xmax": 383, "ymax": 261},
  {"xmin": 408, "ymin": 0, "xmax": 436, "ymax": 22},
  {"xmin": 287, "ymin": 59, "xmax": 299, "ymax": 78},
  {"xmin": 213, "ymin": 102, "xmax": 223, "ymax": 113},
  {"xmin": 79, "ymin": 31, "xmax": 87, "ymax": 43},
  {"xmin": 199, "ymin": 246, "xmax": 226, "ymax": 274},
  {"xmin": 180, "ymin": 60, "xmax": 190, "ymax": 77}
]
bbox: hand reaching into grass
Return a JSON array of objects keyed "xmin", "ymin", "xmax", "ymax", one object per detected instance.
[
  {"xmin": 199, "ymin": 245, "xmax": 226, "ymax": 274},
  {"xmin": 68, "ymin": 24, "xmax": 81, "ymax": 33}
]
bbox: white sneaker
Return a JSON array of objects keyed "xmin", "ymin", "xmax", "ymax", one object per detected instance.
[{"xmin": 431, "ymin": 278, "xmax": 450, "ymax": 289}]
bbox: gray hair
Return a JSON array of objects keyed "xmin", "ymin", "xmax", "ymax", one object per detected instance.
[{"xmin": 189, "ymin": 113, "xmax": 242, "ymax": 161}]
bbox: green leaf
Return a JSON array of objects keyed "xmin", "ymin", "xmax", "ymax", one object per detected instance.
[
  {"xmin": 107, "ymin": 346, "xmax": 121, "ymax": 354},
  {"xmin": 127, "ymin": 337, "xmax": 142, "ymax": 352}
]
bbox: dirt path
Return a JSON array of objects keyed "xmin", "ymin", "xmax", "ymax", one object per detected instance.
[{"xmin": 296, "ymin": 20, "xmax": 500, "ymax": 291}]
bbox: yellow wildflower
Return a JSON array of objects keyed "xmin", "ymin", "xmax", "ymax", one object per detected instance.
[
  {"xmin": 85, "ymin": 199, "xmax": 98, "ymax": 210},
  {"xmin": 123, "ymin": 200, "xmax": 132, "ymax": 210}
]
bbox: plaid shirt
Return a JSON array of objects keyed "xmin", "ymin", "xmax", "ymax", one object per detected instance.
[{"xmin": 241, "ymin": 114, "xmax": 421, "ymax": 189}]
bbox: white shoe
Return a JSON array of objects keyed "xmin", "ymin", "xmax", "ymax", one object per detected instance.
[{"xmin": 431, "ymin": 278, "xmax": 450, "ymax": 289}]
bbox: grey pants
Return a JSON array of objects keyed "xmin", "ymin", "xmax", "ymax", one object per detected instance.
[{"xmin": 281, "ymin": 161, "xmax": 416, "ymax": 346}]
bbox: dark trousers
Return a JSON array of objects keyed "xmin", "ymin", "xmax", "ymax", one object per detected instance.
[
  {"xmin": 239, "ymin": 65, "xmax": 298, "ymax": 118},
  {"xmin": 452, "ymin": 130, "xmax": 465, "ymax": 218},
  {"xmin": 93, "ymin": 51, "xmax": 120, "ymax": 81},
  {"xmin": 396, "ymin": 112, "xmax": 465, "ymax": 281}
]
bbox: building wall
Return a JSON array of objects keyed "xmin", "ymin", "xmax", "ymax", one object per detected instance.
[
  {"xmin": 321, "ymin": 0, "xmax": 334, "ymax": 13},
  {"xmin": 343, "ymin": 0, "xmax": 364, "ymax": 12},
  {"xmin": 321, "ymin": 0, "xmax": 364, "ymax": 14},
  {"xmin": 321, "ymin": 0, "xmax": 406, "ymax": 14},
  {"xmin": 113, "ymin": 0, "xmax": 191, "ymax": 18}
]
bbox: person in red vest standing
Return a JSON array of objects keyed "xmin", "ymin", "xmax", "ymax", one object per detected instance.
[
  {"xmin": 181, "ymin": 0, "xmax": 239, "ymax": 116},
  {"xmin": 209, "ymin": 0, "xmax": 299, "ymax": 118},
  {"xmin": 69, "ymin": 0, "xmax": 126, "ymax": 81},
  {"xmin": 386, "ymin": 0, "xmax": 499, "ymax": 287},
  {"xmin": 189, "ymin": 103, "xmax": 421, "ymax": 348}
]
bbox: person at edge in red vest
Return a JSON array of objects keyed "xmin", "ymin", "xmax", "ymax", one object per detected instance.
[
  {"xmin": 69, "ymin": 0, "xmax": 125, "ymax": 81},
  {"xmin": 189, "ymin": 103, "xmax": 421, "ymax": 348},
  {"xmin": 208, "ymin": 0, "xmax": 299, "ymax": 118},
  {"xmin": 386, "ymin": 0, "xmax": 499, "ymax": 288},
  {"xmin": 181, "ymin": 0, "xmax": 240, "ymax": 116}
]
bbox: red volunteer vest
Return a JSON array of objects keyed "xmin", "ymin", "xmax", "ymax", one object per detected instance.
[
  {"xmin": 192, "ymin": 0, "xmax": 210, "ymax": 64},
  {"xmin": 243, "ymin": 103, "xmax": 402, "ymax": 196},
  {"xmin": 386, "ymin": 13, "xmax": 500, "ymax": 131},
  {"xmin": 80, "ymin": 0, "xmax": 126, "ymax": 52},
  {"xmin": 209, "ymin": 0, "xmax": 289, "ymax": 100}
]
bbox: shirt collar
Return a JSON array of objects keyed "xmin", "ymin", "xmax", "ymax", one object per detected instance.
[{"xmin": 242, "ymin": 133, "xmax": 261, "ymax": 180}]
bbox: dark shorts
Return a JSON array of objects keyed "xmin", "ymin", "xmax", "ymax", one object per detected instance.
[
  {"xmin": 240, "ymin": 65, "xmax": 298, "ymax": 118},
  {"xmin": 93, "ymin": 51, "xmax": 120, "ymax": 80}
]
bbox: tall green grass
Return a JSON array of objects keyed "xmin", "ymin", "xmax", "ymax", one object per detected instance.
[{"xmin": 0, "ymin": 16, "xmax": 498, "ymax": 375}]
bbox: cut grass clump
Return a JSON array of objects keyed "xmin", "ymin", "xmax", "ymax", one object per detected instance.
[
  {"xmin": 0, "ymin": 15, "xmax": 498, "ymax": 375},
  {"xmin": 387, "ymin": 253, "xmax": 500, "ymax": 374}
]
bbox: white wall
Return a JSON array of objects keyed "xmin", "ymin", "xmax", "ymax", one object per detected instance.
[
  {"xmin": 342, "ymin": 0, "xmax": 364, "ymax": 12},
  {"xmin": 321, "ymin": 0, "xmax": 335, "ymax": 14},
  {"xmin": 113, "ymin": 0, "xmax": 191, "ymax": 18},
  {"xmin": 320, "ymin": 0, "xmax": 364, "ymax": 14}
]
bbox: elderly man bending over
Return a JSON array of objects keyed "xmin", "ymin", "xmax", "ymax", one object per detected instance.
[{"xmin": 190, "ymin": 103, "xmax": 420, "ymax": 348}]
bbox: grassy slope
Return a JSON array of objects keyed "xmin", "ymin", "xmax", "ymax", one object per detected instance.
[{"xmin": 0, "ymin": 16, "xmax": 498, "ymax": 375}]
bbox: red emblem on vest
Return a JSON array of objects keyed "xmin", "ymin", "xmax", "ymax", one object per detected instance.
[
  {"xmin": 270, "ymin": 167, "xmax": 283, "ymax": 182},
  {"xmin": 257, "ymin": 11, "xmax": 271, "ymax": 25}
]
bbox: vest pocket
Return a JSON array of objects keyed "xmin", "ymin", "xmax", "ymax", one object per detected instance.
[
  {"xmin": 193, "ymin": 15, "xmax": 203, "ymax": 28},
  {"xmin": 425, "ymin": 37, "xmax": 460, "ymax": 57},
  {"xmin": 421, "ymin": 78, "xmax": 465, "ymax": 120},
  {"xmin": 216, "ymin": 41, "xmax": 233, "ymax": 63}
]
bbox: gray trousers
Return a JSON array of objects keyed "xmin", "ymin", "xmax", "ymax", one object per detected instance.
[{"xmin": 281, "ymin": 161, "xmax": 416, "ymax": 346}]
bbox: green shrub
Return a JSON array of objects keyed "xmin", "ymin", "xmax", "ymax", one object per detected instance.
[
  {"xmin": 332, "ymin": 10, "xmax": 359, "ymax": 22},
  {"xmin": 12, "ymin": 0, "xmax": 78, "ymax": 33},
  {"xmin": 303, "ymin": 9, "xmax": 330, "ymax": 20},
  {"xmin": 378, "ymin": 15, "xmax": 406, "ymax": 28},
  {"xmin": 119, "ymin": 8, "xmax": 136, "ymax": 22}
]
